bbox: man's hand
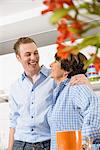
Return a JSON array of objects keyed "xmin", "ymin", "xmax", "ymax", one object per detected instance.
[
  {"xmin": 70, "ymin": 74, "xmax": 91, "ymax": 88},
  {"xmin": 82, "ymin": 144, "xmax": 87, "ymax": 150}
]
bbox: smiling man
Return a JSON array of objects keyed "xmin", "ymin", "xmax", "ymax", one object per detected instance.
[{"xmin": 8, "ymin": 37, "xmax": 53, "ymax": 150}]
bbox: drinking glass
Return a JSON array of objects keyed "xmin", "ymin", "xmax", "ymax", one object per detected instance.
[{"xmin": 56, "ymin": 130, "xmax": 82, "ymax": 150}]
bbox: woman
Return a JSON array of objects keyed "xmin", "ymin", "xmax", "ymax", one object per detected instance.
[{"xmin": 47, "ymin": 53, "xmax": 100, "ymax": 150}]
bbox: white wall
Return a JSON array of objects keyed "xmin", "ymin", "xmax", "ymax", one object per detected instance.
[{"xmin": 0, "ymin": 103, "xmax": 9, "ymax": 149}]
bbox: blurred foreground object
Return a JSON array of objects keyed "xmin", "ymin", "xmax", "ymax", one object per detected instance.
[{"xmin": 41, "ymin": 0, "xmax": 100, "ymax": 68}]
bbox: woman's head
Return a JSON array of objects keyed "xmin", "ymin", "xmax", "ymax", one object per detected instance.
[{"xmin": 50, "ymin": 52, "xmax": 87, "ymax": 82}]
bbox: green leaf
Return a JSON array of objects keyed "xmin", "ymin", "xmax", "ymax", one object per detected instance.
[
  {"xmin": 69, "ymin": 34, "xmax": 100, "ymax": 55},
  {"xmin": 77, "ymin": 34, "xmax": 100, "ymax": 50},
  {"xmin": 78, "ymin": 3, "xmax": 90, "ymax": 9},
  {"xmin": 50, "ymin": 7, "xmax": 73, "ymax": 24}
]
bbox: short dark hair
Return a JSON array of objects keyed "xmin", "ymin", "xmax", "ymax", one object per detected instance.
[
  {"xmin": 55, "ymin": 53, "xmax": 87, "ymax": 78},
  {"xmin": 13, "ymin": 37, "xmax": 36, "ymax": 54}
]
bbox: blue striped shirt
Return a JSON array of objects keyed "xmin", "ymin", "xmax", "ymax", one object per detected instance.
[
  {"xmin": 47, "ymin": 79, "xmax": 100, "ymax": 150},
  {"xmin": 9, "ymin": 65, "xmax": 56, "ymax": 143}
]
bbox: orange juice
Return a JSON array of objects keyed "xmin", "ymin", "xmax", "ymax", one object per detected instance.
[{"xmin": 56, "ymin": 130, "xmax": 82, "ymax": 150}]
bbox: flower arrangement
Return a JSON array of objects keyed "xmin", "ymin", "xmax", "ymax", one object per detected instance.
[
  {"xmin": 34, "ymin": 0, "xmax": 100, "ymax": 71},
  {"xmin": 41, "ymin": 0, "xmax": 100, "ymax": 71}
]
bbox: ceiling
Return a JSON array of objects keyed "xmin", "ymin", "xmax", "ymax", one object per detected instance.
[
  {"xmin": 0, "ymin": 0, "xmax": 42, "ymax": 16},
  {"xmin": 0, "ymin": 0, "xmax": 100, "ymax": 55},
  {"xmin": 0, "ymin": 0, "xmax": 57, "ymax": 55}
]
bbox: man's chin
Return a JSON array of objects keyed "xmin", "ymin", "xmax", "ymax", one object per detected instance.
[{"xmin": 50, "ymin": 74, "xmax": 54, "ymax": 79}]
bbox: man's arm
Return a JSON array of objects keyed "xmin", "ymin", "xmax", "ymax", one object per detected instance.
[
  {"xmin": 8, "ymin": 128, "xmax": 15, "ymax": 150},
  {"xmin": 70, "ymin": 74, "xmax": 92, "ymax": 88}
]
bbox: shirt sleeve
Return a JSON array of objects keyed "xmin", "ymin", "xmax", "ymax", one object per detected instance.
[
  {"xmin": 9, "ymin": 93, "xmax": 19, "ymax": 128},
  {"xmin": 71, "ymin": 85, "xmax": 100, "ymax": 140}
]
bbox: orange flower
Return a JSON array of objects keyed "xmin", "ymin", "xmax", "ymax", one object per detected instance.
[
  {"xmin": 41, "ymin": 0, "xmax": 63, "ymax": 14},
  {"xmin": 41, "ymin": 0, "xmax": 74, "ymax": 14},
  {"xmin": 71, "ymin": 21, "xmax": 85, "ymax": 31},
  {"xmin": 57, "ymin": 19, "xmax": 76, "ymax": 43},
  {"xmin": 57, "ymin": 43, "xmax": 72, "ymax": 59},
  {"xmin": 57, "ymin": 43, "xmax": 67, "ymax": 50},
  {"xmin": 94, "ymin": 57, "xmax": 100, "ymax": 73},
  {"xmin": 57, "ymin": 51, "xmax": 70, "ymax": 59}
]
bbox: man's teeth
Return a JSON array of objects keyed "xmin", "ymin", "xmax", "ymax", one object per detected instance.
[{"xmin": 30, "ymin": 62, "xmax": 36, "ymax": 65}]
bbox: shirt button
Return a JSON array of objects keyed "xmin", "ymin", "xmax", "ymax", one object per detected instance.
[
  {"xmin": 87, "ymin": 121, "xmax": 90, "ymax": 125},
  {"xmin": 31, "ymin": 128, "xmax": 34, "ymax": 131},
  {"xmin": 32, "ymin": 102, "xmax": 33, "ymax": 104},
  {"xmin": 31, "ymin": 116, "xmax": 33, "ymax": 118}
]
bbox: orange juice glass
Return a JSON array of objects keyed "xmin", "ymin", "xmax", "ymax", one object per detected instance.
[{"xmin": 56, "ymin": 130, "xmax": 82, "ymax": 150}]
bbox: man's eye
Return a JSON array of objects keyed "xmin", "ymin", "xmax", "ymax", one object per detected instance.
[
  {"xmin": 25, "ymin": 53, "xmax": 31, "ymax": 56},
  {"xmin": 34, "ymin": 52, "xmax": 38, "ymax": 55}
]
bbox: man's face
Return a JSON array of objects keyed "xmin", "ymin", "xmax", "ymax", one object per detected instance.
[
  {"xmin": 50, "ymin": 60, "xmax": 67, "ymax": 82},
  {"xmin": 16, "ymin": 42, "xmax": 40, "ymax": 76}
]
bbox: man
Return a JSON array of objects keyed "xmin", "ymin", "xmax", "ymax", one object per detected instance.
[
  {"xmin": 8, "ymin": 37, "xmax": 90, "ymax": 150},
  {"xmin": 48, "ymin": 53, "xmax": 100, "ymax": 150}
]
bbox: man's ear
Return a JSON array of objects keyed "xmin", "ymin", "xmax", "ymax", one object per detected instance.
[
  {"xmin": 16, "ymin": 54, "xmax": 21, "ymax": 62},
  {"xmin": 64, "ymin": 71, "xmax": 68, "ymax": 77}
]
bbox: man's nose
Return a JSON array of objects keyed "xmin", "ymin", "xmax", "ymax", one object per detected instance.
[
  {"xmin": 31, "ymin": 54, "xmax": 36, "ymax": 60},
  {"xmin": 50, "ymin": 63, "xmax": 52, "ymax": 68},
  {"xmin": 50, "ymin": 62, "xmax": 54, "ymax": 68}
]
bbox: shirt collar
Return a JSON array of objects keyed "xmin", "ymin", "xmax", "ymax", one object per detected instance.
[
  {"xmin": 21, "ymin": 65, "xmax": 50, "ymax": 81},
  {"xmin": 39, "ymin": 65, "xmax": 50, "ymax": 77},
  {"xmin": 60, "ymin": 78, "xmax": 70, "ymax": 86},
  {"xmin": 21, "ymin": 72, "xmax": 26, "ymax": 81}
]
